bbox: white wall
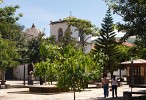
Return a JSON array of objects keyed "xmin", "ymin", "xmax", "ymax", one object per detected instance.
[
  {"xmin": 113, "ymin": 69, "xmax": 126, "ymax": 77},
  {"xmin": 13, "ymin": 64, "xmax": 28, "ymax": 80},
  {"xmin": 50, "ymin": 22, "xmax": 68, "ymax": 41},
  {"xmin": 50, "ymin": 21, "xmax": 92, "ymax": 53}
]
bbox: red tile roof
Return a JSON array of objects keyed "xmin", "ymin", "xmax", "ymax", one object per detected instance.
[{"xmin": 122, "ymin": 42, "xmax": 135, "ymax": 47}]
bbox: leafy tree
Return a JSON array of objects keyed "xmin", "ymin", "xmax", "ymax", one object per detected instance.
[
  {"xmin": 46, "ymin": 35, "xmax": 56, "ymax": 45},
  {"xmin": 39, "ymin": 42, "xmax": 60, "ymax": 84},
  {"xmin": 31, "ymin": 34, "xmax": 60, "ymax": 85},
  {"xmin": 64, "ymin": 17, "xmax": 99, "ymax": 52},
  {"xmin": 27, "ymin": 33, "xmax": 46, "ymax": 84},
  {"xmin": 35, "ymin": 60, "xmax": 53, "ymax": 84},
  {"xmin": 57, "ymin": 45, "xmax": 95, "ymax": 100},
  {"xmin": 0, "ymin": 37, "xmax": 19, "ymax": 84},
  {"xmin": 0, "ymin": 5, "xmax": 23, "ymax": 40},
  {"xmin": 89, "ymin": 51, "xmax": 108, "ymax": 81},
  {"xmin": 27, "ymin": 33, "xmax": 45, "ymax": 64},
  {"xmin": 92, "ymin": 9, "xmax": 118, "ymax": 75},
  {"xmin": 116, "ymin": 45, "xmax": 131, "ymax": 62},
  {"xmin": 104, "ymin": 0, "xmax": 146, "ymax": 46},
  {"xmin": 0, "ymin": 5, "xmax": 25, "ymax": 83}
]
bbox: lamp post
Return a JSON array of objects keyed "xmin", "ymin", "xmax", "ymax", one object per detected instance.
[
  {"xmin": 130, "ymin": 57, "xmax": 133, "ymax": 92},
  {"xmin": 23, "ymin": 64, "xmax": 25, "ymax": 85}
]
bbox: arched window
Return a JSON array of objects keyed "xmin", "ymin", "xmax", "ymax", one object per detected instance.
[{"xmin": 58, "ymin": 28, "xmax": 63, "ymax": 41}]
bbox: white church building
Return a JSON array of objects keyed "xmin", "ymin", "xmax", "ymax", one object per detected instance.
[{"xmin": 50, "ymin": 18, "xmax": 92, "ymax": 53}]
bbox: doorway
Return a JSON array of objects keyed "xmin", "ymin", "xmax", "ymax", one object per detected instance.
[{"xmin": 28, "ymin": 63, "xmax": 33, "ymax": 75}]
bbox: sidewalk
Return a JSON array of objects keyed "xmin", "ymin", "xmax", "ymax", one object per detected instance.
[{"xmin": 0, "ymin": 80, "xmax": 144, "ymax": 100}]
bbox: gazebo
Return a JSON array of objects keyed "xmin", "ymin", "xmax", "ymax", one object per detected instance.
[{"xmin": 121, "ymin": 59, "xmax": 146, "ymax": 84}]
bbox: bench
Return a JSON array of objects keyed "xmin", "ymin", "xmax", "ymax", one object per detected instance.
[{"xmin": 123, "ymin": 91, "xmax": 146, "ymax": 100}]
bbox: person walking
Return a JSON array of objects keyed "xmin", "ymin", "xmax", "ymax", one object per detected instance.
[
  {"xmin": 111, "ymin": 75, "xmax": 118, "ymax": 98},
  {"xmin": 102, "ymin": 74, "xmax": 109, "ymax": 98}
]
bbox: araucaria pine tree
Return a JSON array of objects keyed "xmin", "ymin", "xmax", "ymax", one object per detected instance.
[{"xmin": 92, "ymin": 9, "xmax": 118, "ymax": 75}]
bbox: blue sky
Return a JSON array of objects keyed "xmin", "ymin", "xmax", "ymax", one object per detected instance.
[{"xmin": 1, "ymin": 0, "xmax": 123, "ymax": 37}]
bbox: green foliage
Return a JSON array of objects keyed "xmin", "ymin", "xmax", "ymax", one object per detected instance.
[
  {"xmin": 64, "ymin": 17, "xmax": 94, "ymax": 35},
  {"xmin": 0, "ymin": 5, "xmax": 23, "ymax": 40},
  {"xmin": 92, "ymin": 9, "xmax": 119, "ymax": 73},
  {"xmin": 89, "ymin": 52, "xmax": 108, "ymax": 81},
  {"xmin": 27, "ymin": 33, "xmax": 45, "ymax": 64},
  {"xmin": 140, "ymin": 48, "xmax": 146, "ymax": 59},
  {"xmin": 64, "ymin": 17, "xmax": 98, "ymax": 52},
  {"xmin": 34, "ymin": 59, "xmax": 58, "ymax": 82},
  {"xmin": 105, "ymin": 0, "xmax": 146, "ymax": 46},
  {"xmin": 59, "ymin": 26, "xmax": 76, "ymax": 47},
  {"xmin": 57, "ymin": 45, "xmax": 95, "ymax": 90},
  {"xmin": 116, "ymin": 45, "xmax": 131, "ymax": 62},
  {"xmin": 0, "ymin": 37, "xmax": 19, "ymax": 70},
  {"xmin": 34, "ymin": 40, "xmax": 61, "ymax": 83},
  {"xmin": 35, "ymin": 61, "xmax": 50, "ymax": 78},
  {"xmin": 46, "ymin": 35, "xmax": 56, "ymax": 45}
]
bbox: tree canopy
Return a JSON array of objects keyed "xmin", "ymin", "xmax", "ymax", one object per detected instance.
[
  {"xmin": 0, "ymin": 5, "xmax": 23, "ymax": 40},
  {"xmin": 104, "ymin": 0, "xmax": 146, "ymax": 46},
  {"xmin": 64, "ymin": 17, "xmax": 98, "ymax": 52}
]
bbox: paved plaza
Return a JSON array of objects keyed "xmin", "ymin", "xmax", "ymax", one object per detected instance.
[{"xmin": 0, "ymin": 80, "xmax": 145, "ymax": 100}]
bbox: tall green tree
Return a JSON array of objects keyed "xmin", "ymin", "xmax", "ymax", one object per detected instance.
[
  {"xmin": 104, "ymin": 0, "xmax": 146, "ymax": 46},
  {"xmin": 29, "ymin": 33, "xmax": 60, "ymax": 85},
  {"xmin": 0, "ymin": 5, "xmax": 23, "ymax": 40},
  {"xmin": 0, "ymin": 37, "xmax": 19, "ymax": 84},
  {"xmin": 27, "ymin": 33, "xmax": 45, "ymax": 64},
  {"xmin": 39, "ymin": 42, "xmax": 60, "ymax": 84},
  {"xmin": 0, "ymin": 5, "xmax": 25, "ymax": 83},
  {"xmin": 92, "ymin": 9, "xmax": 118, "ymax": 75},
  {"xmin": 57, "ymin": 45, "xmax": 95, "ymax": 100}
]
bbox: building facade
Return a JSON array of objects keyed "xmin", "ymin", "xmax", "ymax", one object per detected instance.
[{"xmin": 50, "ymin": 19, "xmax": 92, "ymax": 53}]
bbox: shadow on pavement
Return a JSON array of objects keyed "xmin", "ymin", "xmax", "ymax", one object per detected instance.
[{"xmin": 88, "ymin": 96, "xmax": 124, "ymax": 100}]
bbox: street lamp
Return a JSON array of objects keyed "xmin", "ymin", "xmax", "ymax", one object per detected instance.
[
  {"xmin": 23, "ymin": 64, "xmax": 26, "ymax": 85},
  {"xmin": 130, "ymin": 57, "xmax": 133, "ymax": 92}
]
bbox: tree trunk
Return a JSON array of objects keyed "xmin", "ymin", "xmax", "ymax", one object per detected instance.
[
  {"xmin": 40, "ymin": 77, "xmax": 43, "ymax": 85},
  {"xmin": 111, "ymin": 71, "xmax": 113, "ymax": 80},
  {"xmin": 23, "ymin": 64, "xmax": 26, "ymax": 85},
  {"xmin": 73, "ymin": 88, "xmax": 76, "ymax": 100},
  {"xmin": 73, "ymin": 82, "xmax": 76, "ymax": 100}
]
